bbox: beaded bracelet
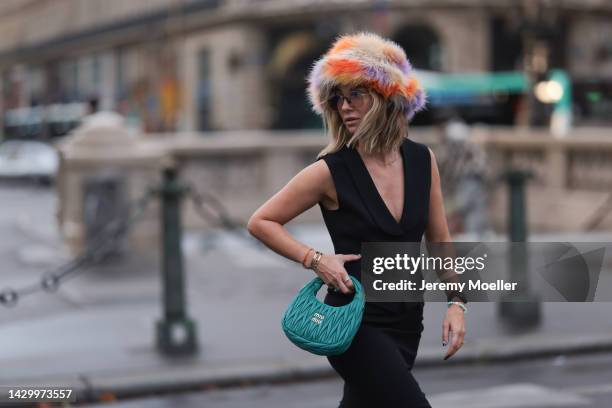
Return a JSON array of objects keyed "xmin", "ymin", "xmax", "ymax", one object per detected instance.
[{"xmin": 447, "ymin": 301, "xmax": 468, "ymax": 314}]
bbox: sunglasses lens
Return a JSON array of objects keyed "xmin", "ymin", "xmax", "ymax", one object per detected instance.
[
  {"xmin": 351, "ymin": 91, "xmax": 366, "ymax": 109},
  {"xmin": 329, "ymin": 89, "xmax": 368, "ymax": 110}
]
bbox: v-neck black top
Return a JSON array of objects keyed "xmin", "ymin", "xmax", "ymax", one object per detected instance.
[{"xmin": 316, "ymin": 137, "xmax": 431, "ymax": 333}]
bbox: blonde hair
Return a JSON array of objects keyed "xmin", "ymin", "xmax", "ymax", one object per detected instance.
[{"xmin": 316, "ymin": 83, "xmax": 409, "ymax": 159}]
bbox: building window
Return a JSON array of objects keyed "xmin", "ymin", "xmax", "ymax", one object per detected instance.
[
  {"xmin": 392, "ymin": 25, "xmax": 442, "ymax": 71},
  {"xmin": 266, "ymin": 27, "xmax": 336, "ymax": 130},
  {"xmin": 196, "ymin": 48, "xmax": 212, "ymax": 131}
]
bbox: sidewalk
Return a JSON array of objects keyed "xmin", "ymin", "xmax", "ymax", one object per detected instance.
[{"xmin": 2, "ymin": 224, "xmax": 612, "ymax": 404}]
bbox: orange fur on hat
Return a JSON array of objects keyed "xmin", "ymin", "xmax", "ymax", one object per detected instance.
[{"xmin": 306, "ymin": 31, "xmax": 427, "ymax": 121}]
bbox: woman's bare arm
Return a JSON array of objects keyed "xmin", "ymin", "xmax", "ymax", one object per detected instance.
[
  {"xmin": 425, "ymin": 147, "xmax": 452, "ymax": 243},
  {"xmin": 425, "ymin": 146, "xmax": 457, "ymax": 287},
  {"xmin": 247, "ymin": 159, "xmax": 359, "ymax": 293},
  {"xmin": 424, "ymin": 147, "xmax": 466, "ymax": 360},
  {"xmin": 247, "ymin": 159, "xmax": 332, "ymax": 266}
]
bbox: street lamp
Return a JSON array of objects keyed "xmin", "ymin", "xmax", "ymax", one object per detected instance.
[
  {"xmin": 534, "ymin": 80, "xmax": 563, "ymax": 104},
  {"xmin": 515, "ymin": 0, "xmax": 554, "ymax": 128}
]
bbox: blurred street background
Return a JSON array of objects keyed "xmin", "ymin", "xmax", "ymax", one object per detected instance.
[{"xmin": 1, "ymin": 0, "xmax": 612, "ymax": 407}]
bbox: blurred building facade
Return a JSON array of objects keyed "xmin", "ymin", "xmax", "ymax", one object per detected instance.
[{"xmin": 0, "ymin": 0, "xmax": 611, "ymax": 139}]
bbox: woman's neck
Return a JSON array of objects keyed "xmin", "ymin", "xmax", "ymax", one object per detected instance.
[{"xmin": 356, "ymin": 144, "xmax": 401, "ymax": 167}]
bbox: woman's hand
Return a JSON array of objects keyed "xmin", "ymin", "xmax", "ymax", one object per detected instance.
[
  {"xmin": 442, "ymin": 304, "xmax": 466, "ymax": 360},
  {"xmin": 313, "ymin": 253, "xmax": 361, "ymax": 294}
]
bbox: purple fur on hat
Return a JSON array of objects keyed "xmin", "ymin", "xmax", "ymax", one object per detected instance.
[{"xmin": 306, "ymin": 31, "xmax": 427, "ymax": 121}]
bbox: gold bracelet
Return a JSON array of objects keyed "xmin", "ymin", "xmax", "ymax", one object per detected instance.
[{"xmin": 310, "ymin": 251, "xmax": 323, "ymax": 271}]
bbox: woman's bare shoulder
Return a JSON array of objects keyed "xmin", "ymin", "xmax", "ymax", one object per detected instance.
[
  {"xmin": 298, "ymin": 158, "xmax": 333, "ymax": 186},
  {"xmin": 292, "ymin": 158, "xmax": 336, "ymax": 208}
]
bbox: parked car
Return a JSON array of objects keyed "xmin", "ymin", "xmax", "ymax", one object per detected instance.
[{"xmin": 0, "ymin": 140, "xmax": 59, "ymax": 184}]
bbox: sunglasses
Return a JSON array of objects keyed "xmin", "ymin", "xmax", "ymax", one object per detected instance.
[{"xmin": 328, "ymin": 88, "xmax": 371, "ymax": 110}]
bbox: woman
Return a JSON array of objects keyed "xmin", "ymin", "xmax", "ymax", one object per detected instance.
[{"xmin": 247, "ymin": 31, "xmax": 467, "ymax": 408}]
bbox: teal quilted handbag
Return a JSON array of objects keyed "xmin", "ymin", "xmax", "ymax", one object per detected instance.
[{"xmin": 281, "ymin": 275, "xmax": 365, "ymax": 356}]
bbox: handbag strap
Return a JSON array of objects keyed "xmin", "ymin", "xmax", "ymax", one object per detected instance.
[{"xmin": 305, "ymin": 276, "xmax": 364, "ymax": 308}]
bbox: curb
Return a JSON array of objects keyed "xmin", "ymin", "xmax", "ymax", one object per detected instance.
[
  {"xmin": 415, "ymin": 330, "xmax": 612, "ymax": 367},
  {"xmin": 24, "ymin": 331, "xmax": 612, "ymax": 404}
]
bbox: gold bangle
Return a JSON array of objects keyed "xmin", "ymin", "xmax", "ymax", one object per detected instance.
[{"xmin": 310, "ymin": 251, "xmax": 323, "ymax": 271}]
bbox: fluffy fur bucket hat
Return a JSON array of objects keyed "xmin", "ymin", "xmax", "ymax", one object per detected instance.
[{"xmin": 306, "ymin": 31, "xmax": 427, "ymax": 121}]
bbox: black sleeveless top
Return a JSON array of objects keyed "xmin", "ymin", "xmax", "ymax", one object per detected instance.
[{"xmin": 315, "ymin": 137, "xmax": 431, "ymax": 333}]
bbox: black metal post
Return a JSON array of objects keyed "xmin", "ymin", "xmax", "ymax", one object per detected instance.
[
  {"xmin": 507, "ymin": 170, "xmax": 529, "ymax": 242},
  {"xmin": 498, "ymin": 168, "xmax": 541, "ymax": 327},
  {"xmin": 156, "ymin": 166, "xmax": 199, "ymax": 355}
]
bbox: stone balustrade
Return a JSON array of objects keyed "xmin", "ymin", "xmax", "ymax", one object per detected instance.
[{"xmin": 56, "ymin": 115, "xmax": 612, "ymax": 255}]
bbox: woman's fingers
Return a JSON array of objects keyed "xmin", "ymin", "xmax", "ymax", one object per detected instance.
[
  {"xmin": 314, "ymin": 253, "xmax": 359, "ymax": 294},
  {"xmin": 327, "ymin": 272, "xmax": 348, "ymax": 294},
  {"xmin": 442, "ymin": 319, "xmax": 450, "ymax": 346},
  {"xmin": 320, "ymin": 273, "xmax": 341, "ymax": 291},
  {"xmin": 335, "ymin": 269, "xmax": 354, "ymax": 292},
  {"xmin": 341, "ymin": 253, "xmax": 362, "ymax": 262},
  {"xmin": 453, "ymin": 326, "xmax": 465, "ymax": 350},
  {"xmin": 339, "ymin": 254, "xmax": 359, "ymax": 292},
  {"xmin": 336, "ymin": 278, "xmax": 350, "ymax": 294},
  {"xmin": 315, "ymin": 270, "xmax": 335, "ymax": 289},
  {"xmin": 444, "ymin": 332, "xmax": 458, "ymax": 360},
  {"xmin": 445, "ymin": 337, "xmax": 463, "ymax": 360},
  {"xmin": 444, "ymin": 324, "xmax": 465, "ymax": 360},
  {"xmin": 327, "ymin": 274, "xmax": 354, "ymax": 294},
  {"xmin": 343, "ymin": 275, "xmax": 355, "ymax": 292}
]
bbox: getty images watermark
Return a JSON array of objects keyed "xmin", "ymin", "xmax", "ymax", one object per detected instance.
[{"xmin": 361, "ymin": 242, "xmax": 612, "ymax": 302}]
